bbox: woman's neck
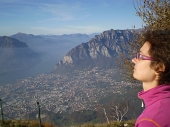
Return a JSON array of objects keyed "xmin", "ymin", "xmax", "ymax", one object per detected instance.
[{"xmin": 142, "ymin": 81, "xmax": 159, "ymax": 91}]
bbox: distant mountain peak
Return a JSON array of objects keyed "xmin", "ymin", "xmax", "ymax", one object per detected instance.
[
  {"xmin": 16, "ymin": 32, "xmax": 28, "ymax": 35},
  {"xmin": 0, "ymin": 36, "xmax": 28, "ymax": 48},
  {"xmin": 11, "ymin": 33, "xmax": 43, "ymax": 41}
]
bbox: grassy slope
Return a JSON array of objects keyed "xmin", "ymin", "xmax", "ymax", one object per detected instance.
[{"xmin": 0, "ymin": 119, "xmax": 136, "ymax": 127}]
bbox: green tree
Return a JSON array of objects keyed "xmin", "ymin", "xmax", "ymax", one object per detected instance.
[
  {"xmin": 134, "ymin": 0, "xmax": 170, "ymax": 30},
  {"xmin": 119, "ymin": 0, "xmax": 170, "ymax": 81}
]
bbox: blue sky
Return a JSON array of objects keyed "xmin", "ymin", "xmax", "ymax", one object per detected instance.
[{"xmin": 0, "ymin": 0, "xmax": 142, "ymax": 36}]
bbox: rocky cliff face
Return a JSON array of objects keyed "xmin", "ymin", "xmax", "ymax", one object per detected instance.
[{"xmin": 55, "ymin": 29, "xmax": 134, "ymax": 71}]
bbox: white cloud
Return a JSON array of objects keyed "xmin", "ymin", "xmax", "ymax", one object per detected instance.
[{"xmin": 39, "ymin": 3, "xmax": 85, "ymax": 21}]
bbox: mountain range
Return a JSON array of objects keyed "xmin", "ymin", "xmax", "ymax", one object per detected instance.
[
  {"xmin": 11, "ymin": 32, "xmax": 96, "ymax": 46},
  {"xmin": 0, "ymin": 29, "xmax": 136, "ymax": 83},
  {"xmin": 0, "ymin": 32, "xmax": 96, "ymax": 83}
]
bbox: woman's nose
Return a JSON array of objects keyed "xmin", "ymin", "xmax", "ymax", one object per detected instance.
[{"xmin": 132, "ymin": 57, "xmax": 137, "ymax": 64}]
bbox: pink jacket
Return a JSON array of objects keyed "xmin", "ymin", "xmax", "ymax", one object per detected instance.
[{"xmin": 135, "ymin": 85, "xmax": 170, "ymax": 127}]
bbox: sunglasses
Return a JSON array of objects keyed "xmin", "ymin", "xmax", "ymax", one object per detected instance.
[{"xmin": 136, "ymin": 53, "xmax": 155, "ymax": 61}]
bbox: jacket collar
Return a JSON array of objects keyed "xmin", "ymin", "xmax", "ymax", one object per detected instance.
[{"xmin": 138, "ymin": 84, "xmax": 170, "ymax": 107}]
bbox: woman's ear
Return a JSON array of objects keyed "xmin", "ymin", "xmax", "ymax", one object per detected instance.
[
  {"xmin": 155, "ymin": 63, "xmax": 165, "ymax": 74},
  {"xmin": 159, "ymin": 63, "xmax": 165, "ymax": 72},
  {"xmin": 154, "ymin": 64, "xmax": 165, "ymax": 81},
  {"xmin": 154, "ymin": 63, "xmax": 165, "ymax": 75}
]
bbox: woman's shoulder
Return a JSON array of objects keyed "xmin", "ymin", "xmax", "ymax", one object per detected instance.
[{"xmin": 135, "ymin": 100, "xmax": 170, "ymax": 127}]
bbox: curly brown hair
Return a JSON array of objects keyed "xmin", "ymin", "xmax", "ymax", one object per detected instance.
[{"xmin": 141, "ymin": 30, "xmax": 170, "ymax": 85}]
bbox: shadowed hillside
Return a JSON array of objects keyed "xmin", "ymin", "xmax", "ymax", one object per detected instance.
[{"xmin": 0, "ymin": 36, "xmax": 41, "ymax": 73}]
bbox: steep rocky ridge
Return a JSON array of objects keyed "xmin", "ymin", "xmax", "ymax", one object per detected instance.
[{"xmin": 54, "ymin": 29, "xmax": 134, "ymax": 72}]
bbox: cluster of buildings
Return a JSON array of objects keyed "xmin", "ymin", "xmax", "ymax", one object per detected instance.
[{"xmin": 0, "ymin": 68, "xmax": 140, "ymax": 119}]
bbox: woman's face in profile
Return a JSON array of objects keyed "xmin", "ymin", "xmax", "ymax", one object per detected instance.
[{"xmin": 132, "ymin": 42, "xmax": 157, "ymax": 83}]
